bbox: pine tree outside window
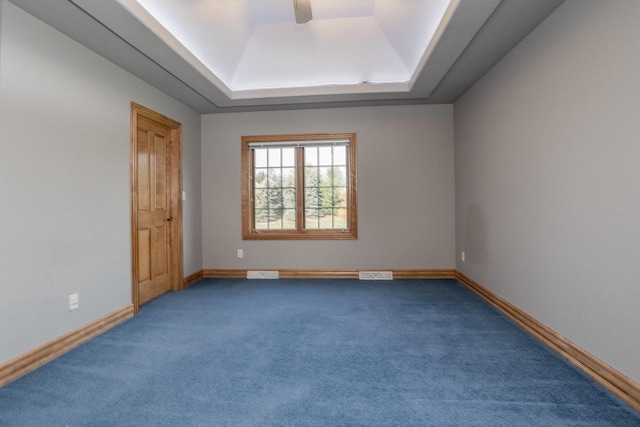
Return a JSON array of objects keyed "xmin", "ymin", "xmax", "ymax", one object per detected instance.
[{"xmin": 241, "ymin": 133, "xmax": 357, "ymax": 240}]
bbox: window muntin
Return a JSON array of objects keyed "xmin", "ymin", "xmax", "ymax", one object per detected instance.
[{"xmin": 241, "ymin": 133, "xmax": 357, "ymax": 240}]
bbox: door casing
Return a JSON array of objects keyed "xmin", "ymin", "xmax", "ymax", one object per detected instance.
[{"xmin": 130, "ymin": 102, "xmax": 183, "ymax": 314}]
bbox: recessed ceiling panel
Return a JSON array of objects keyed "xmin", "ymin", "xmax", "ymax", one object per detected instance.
[
  {"xmin": 246, "ymin": 0, "xmax": 295, "ymax": 25},
  {"xmin": 313, "ymin": 0, "xmax": 375, "ymax": 20},
  {"xmin": 375, "ymin": 0, "xmax": 452, "ymax": 74},
  {"xmin": 231, "ymin": 17, "xmax": 409, "ymax": 96},
  {"xmin": 135, "ymin": 0, "xmax": 255, "ymax": 84}
]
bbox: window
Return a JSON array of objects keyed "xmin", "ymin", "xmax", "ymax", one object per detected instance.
[{"xmin": 242, "ymin": 133, "xmax": 357, "ymax": 240}]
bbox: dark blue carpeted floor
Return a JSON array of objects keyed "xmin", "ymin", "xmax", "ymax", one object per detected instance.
[{"xmin": 1, "ymin": 279, "xmax": 639, "ymax": 426}]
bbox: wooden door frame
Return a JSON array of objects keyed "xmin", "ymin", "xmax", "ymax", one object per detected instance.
[{"xmin": 130, "ymin": 102, "xmax": 183, "ymax": 314}]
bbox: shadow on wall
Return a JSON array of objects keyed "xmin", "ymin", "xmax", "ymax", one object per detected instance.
[{"xmin": 465, "ymin": 203, "xmax": 488, "ymax": 264}]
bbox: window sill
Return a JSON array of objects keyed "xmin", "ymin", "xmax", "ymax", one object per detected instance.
[{"xmin": 242, "ymin": 229, "xmax": 357, "ymax": 240}]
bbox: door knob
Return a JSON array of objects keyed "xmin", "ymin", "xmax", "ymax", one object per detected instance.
[{"xmin": 167, "ymin": 216, "xmax": 174, "ymax": 222}]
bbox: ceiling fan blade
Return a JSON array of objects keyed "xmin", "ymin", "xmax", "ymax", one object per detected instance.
[{"xmin": 294, "ymin": 0, "xmax": 312, "ymax": 24}]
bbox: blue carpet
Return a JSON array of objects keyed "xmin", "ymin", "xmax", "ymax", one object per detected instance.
[{"xmin": 1, "ymin": 279, "xmax": 639, "ymax": 426}]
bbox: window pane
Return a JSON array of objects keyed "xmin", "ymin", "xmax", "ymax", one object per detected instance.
[
  {"xmin": 255, "ymin": 209, "xmax": 268, "ymax": 229},
  {"xmin": 320, "ymin": 188, "xmax": 332, "ymax": 213},
  {"xmin": 333, "ymin": 208, "xmax": 347, "ymax": 229},
  {"xmin": 268, "ymin": 216, "xmax": 283, "ymax": 230},
  {"xmin": 304, "ymin": 209, "xmax": 320, "ymax": 229},
  {"xmin": 319, "ymin": 214, "xmax": 333, "ymax": 229},
  {"xmin": 264, "ymin": 204, "xmax": 284, "ymax": 229},
  {"xmin": 269, "ymin": 189, "xmax": 283, "ymax": 209},
  {"xmin": 305, "ymin": 187, "xmax": 320, "ymax": 208},
  {"xmin": 333, "ymin": 167, "xmax": 347, "ymax": 187},
  {"xmin": 333, "ymin": 146, "xmax": 346, "ymax": 166},
  {"xmin": 318, "ymin": 146, "xmax": 332, "ymax": 166},
  {"xmin": 333, "ymin": 187, "xmax": 347, "ymax": 208},
  {"xmin": 282, "ymin": 148, "xmax": 295, "ymax": 167},
  {"xmin": 283, "ymin": 188, "xmax": 296, "ymax": 208},
  {"xmin": 319, "ymin": 167, "xmax": 332, "ymax": 186},
  {"xmin": 305, "ymin": 147, "xmax": 318, "ymax": 166},
  {"xmin": 254, "ymin": 168, "xmax": 268, "ymax": 188},
  {"xmin": 304, "ymin": 167, "xmax": 319, "ymax": 187},
  {"xmin": 254, "ymin": 149, "xmax": 268, "ymax": 168},
  {"xmin": 282, "ymin": 167, "xmax": 295, "ymax": 187},
  {"xmin": 282, "ymin": 209, "xmax": 296, "ymax": 229},
  {"xmin": 268, "ymin": 148, "xmax": 281, "ymax": 167},
  {"xmin": 254, "ymin": 189, "xmax": 268, "ymax": 209},
  {"xmin": 268, "ymin": 168, "xmax": 282, "ymax": 187}
]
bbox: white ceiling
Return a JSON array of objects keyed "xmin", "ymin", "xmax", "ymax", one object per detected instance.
[
  {"xmin": 8, "ymin": 0, "xmax": 565, "ymax": 113},
  {"xmin": 127, "ymin": 0, "xmax": 452, "ymax": 99}
]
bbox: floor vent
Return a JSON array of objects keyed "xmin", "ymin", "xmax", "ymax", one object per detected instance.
[
  {"xmin": 247, "ymin": 271, "xmax": 279, "ymax": 279},
  {"xmin": 359, "ymin": 271, "xmax": 393, "ymax": 280}
]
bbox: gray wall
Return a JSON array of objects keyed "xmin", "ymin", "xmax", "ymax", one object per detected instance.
[
  {"xmin": 202, "ymin": 105, "xmax": 455, "ymax": 270},
  {"xmin": 455, "ymin": 0, "xmax": 640, "ymax": 383},
  {"xmin": 0, "ymin": 1, "xmax": 202, "ymax": 364}
]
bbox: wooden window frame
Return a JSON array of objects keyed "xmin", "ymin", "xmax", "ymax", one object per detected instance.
[{"xmin": 242, "ymin": 133, "xmax": 357, "ymax": 240}]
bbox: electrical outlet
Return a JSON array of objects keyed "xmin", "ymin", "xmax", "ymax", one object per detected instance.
[
  {"xmin": 237, "ymin": 249, "xmax": 244, "ymax": 258},
  {"xmin": 461, "ymin": 251, "xmax": 466, "ymax": 263},
  {"xmin": 69, "ymin": 293, "xmax": 79, "ymax": 311}
]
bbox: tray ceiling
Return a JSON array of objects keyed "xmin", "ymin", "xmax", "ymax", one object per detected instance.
[
  {"xmin": 129, "ymin": 0, "xmax": 452, "ymax": 99},
  {"xmin": 7, "ymin": 0, "xmax": 565, "ymax": 113}
]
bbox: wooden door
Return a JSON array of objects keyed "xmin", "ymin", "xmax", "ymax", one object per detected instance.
[{"xmin": 131, "ymin": 103, "xmax": 183, "ymax": 312}]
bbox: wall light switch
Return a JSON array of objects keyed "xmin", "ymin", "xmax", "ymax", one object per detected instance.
[
  {"xmin": 237, "ymin": 249, "xmax": 244, "ymax": 258},
  {"xmin": 69, "ymin": 293, "xmax": 79, "ymax": 311},
  {"xmin": 182, "ymin": 191, "xmax": 187, "ymax": 201},
  {"xmin": 461, "ymin": 251, "xmax": 466, "ymax": 263}
]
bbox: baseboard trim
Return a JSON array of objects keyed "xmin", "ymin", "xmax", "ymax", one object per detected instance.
[
  {"xmin": 0, "ymin": 304, "xmax": 134, "ymax": 387},
  {"xmin": 202, "ymin": 269, "xmax": 247, "ymax": 278},
  {"xmin": 203, "ymin": 269, "xmax": 456, "ymax": 280},
  {"xmin": 455, "ymin": 271, "xmax": 640, "ymax": 412},
  {"xmin": 393, "ymin": 269, "xmax": 456, "ymax": 279},
  {"xmin": 183, "ymin": 270, "xmax": 204, "ymax": 288}
]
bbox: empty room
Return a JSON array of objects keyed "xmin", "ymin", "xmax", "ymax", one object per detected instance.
[{"xmin": 1, "ymin": 0, "xmax": 639, "ymax": 425}]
